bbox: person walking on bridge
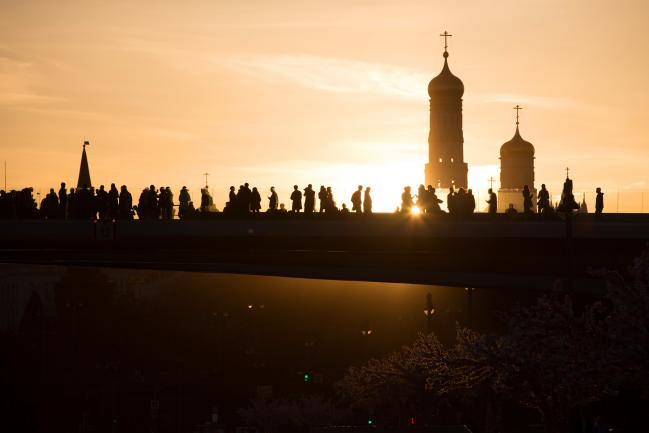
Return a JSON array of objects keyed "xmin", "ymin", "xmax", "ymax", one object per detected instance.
[
  {"xmin": 351, "ymin": 185, "xmax": 363, "ymax": 214},
  {"xmin": 401, "ymin": 186, "xmax": 414, "ymax": 213},
  {"xmin": 595, "ymin": 187, "xmax": 604, "ymax": 215},
  {"xmin": 290, "ymin": 185, "xmax": 302, "ymax": 213},
  {"xmin": 363, "ymin": 187, "xmax": 372, "ymax": 214},
  {"xmin": 486, "ymin": 188, "xmax": 497, "ymax": 214},
  {"xmin": 304, "ymin": 184, "xmax": 315, "ymax": 213},
  {"xmin": 268, "ymin": 187, "xmax": 278, "ymax": 212},
  {"xmin": 537, "ymin": 184, "xmax": 550, "ymax": 214},
  {"xmin": 119, "ymin": 185, "xmax": 133, "ymax": 220},
  {"xmin": 522, "ymin": 185, "xmax": 533, "ymax": 214}
]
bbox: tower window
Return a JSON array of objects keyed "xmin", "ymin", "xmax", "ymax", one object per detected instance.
[
  {"xmin": 450, "ymin": 157, "xmax": 454, "ymax": 163},
  {"xmin": 439, "ymin": 158, "xmax": 443, "ymax": 163}
]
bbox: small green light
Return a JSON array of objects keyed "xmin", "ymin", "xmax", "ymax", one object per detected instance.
[
  {"xmin": 303, "ymin": 373, "xmax": 311, "ymax": 382},
  {"xmin": 367, "ymin": 419, "xmax": 373, "ymax": 425}
]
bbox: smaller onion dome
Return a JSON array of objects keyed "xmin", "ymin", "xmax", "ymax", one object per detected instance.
[
  {"xmin": 500, "ymin": 126, "xmax": 535, "ymax": 157},
  {"xmin": 428, "ymin": 51, "xmax": 464, "ymax": 97}
]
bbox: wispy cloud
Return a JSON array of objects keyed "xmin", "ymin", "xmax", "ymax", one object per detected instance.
[
  {"xmin": 226, "ymin": 54, "xmax": 429, "ymax": 100},
  {"xmin": 0, "ymin": 55, "xmax": 62, "ymax": 106}
]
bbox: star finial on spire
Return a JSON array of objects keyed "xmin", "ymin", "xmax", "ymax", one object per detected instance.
[
  {"xmin": 440, "ymin": 30, "xmax": 452, "ymax": 57},
  {"xmin": 513, "ymin": 105, "xmax": 522, "ymax": 126}
]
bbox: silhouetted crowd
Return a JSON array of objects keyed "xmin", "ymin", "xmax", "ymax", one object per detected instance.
[
  {"xmin": 0, "ymin": 177, "xmax": 604, "ymax": 220},
  {"xmin": 223, "ymin": 183, "xmax": 373, "ymax": 216},
  {"xmin": 400, "ymin": 184, "xmax": 477, "ymax": 217}
]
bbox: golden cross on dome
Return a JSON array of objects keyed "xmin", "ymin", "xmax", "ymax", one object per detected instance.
[
  {"xmin": 513, "ymin": 105, "xmax": 523, "ymax": 125},
  {"xmin": 440, "ymin": 31, "xmax": 452, "ymax": 52}
]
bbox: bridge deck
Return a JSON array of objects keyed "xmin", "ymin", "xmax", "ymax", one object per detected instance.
[{"xmin": 1, "ymin": 214, "xmax": 647, "ymax": 290}]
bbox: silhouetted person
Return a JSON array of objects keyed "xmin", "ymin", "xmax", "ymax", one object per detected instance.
[
  {"xmin": 351, "ymin": 185, "xmax": 363, "ymax": 213},
  {"xmin": 67, "ymin": 187, "xmax": 78, "ymax": 219},
  {"xmin": 505, "ymin": 203, "xmax": 518, "ymax": 216},
  {"xmin": 486, "ymin": 188, "xmax": 497, "ymax": 214},
  {"xmin": 241, "ymin": 183, "xmax": 252, "ymax": 213},
  {"xmin": 119, "ymin": 186, "xmax": 133, "ymax": 220},
  {"xmin": 86, "ymin": 186, "xmax": 97, "ymax": 220},
  {"xmin": 40, "ymin": 188, "xmax": 59, "ymax": 219},
  {"xmin": 522, "ymin": 185, "xmax": 533, "ymax": 214},
  {"xmin": 137, "ymin": 188, "xmax": 148, "ymax": 219},
  {"xmin": 454, "ymin": 188, "xmax": 468, "ymax": 216},
  {"xmin": 363, "ymin": 187, "xmax": 372, "ymax": 214},
  {"xmin": 340, "ymin": 203, "xmax": 350, "ymax": 214},
  {"xmin": 108, "ymin": 183, "xmax": 119, "ymax": 219},
  {"xmin": 401, "ymin": 186, "xmax": 414, "ymax": 213},
  {"xmin": 159, "ymin": 187, "xmax": 168, "ymax": 218},
  {"xmin": 147, "ymin": 185, "xmax": 159, "ymax": 219},
  {"xmin": 228, "ymin": 186, "xmax": 236, "ymax": 206},
  {"xmin": 467, "ymin": 189, "xmax": 476, "ymax": 215},
  {"xmin": 447, "ymin": 186, "xmax": 456, "ymax": 215},
  {"xmin": 416, "ymin": 184, "xmax": 427, "ymax": 213},
  {"xmin": 18, "ymin": 188, "xmax": 38, "ymax": 219},
  {"xmin": 201, "ymin": 187, "xmax": 213, "ymax": 213},
  {"xmin": 96, "ymin": 185, "xmax": 109, "ymax": 220},
  {"xmin": 325, "ymin": 187, "xmax": 336, "ymax": 212},
  {"xmin": 290, "ymin": 185, "xmax": 302, "ymax": 213},
  {"xmin": 595, "ymin": 187, "xmax": 604, "ymax": 214},
  {"xmin": 318, "ymin": 186, "xmax": 327, "ymax": 212},
  {"xmin": 251, "ymin": 187, "xmax": 262, "ymax": 213},
  {"xmin": 179, "ymin": 186, "xmax": 191, "ymax": 218},
  {"xmin": 162, "ymin": 186, "xmax": 174, "ymax": 219},
  {"xmin": 304, "ymin": 184, "xmax": 315, "ymax": 213},
  {"xmin": 426, "ymin": 186, "xmax": 443, "ymax": 214},
  {"xmin": 537, "ymin": 184, "xmax": 550, "ymax": 213},
  {"xmin": 268, "ymin": 187, "xmax": 278, "ymax": 211},
  {"xmin": 58, "ymin": 182, "xmax": 67, "ymax": 218}
]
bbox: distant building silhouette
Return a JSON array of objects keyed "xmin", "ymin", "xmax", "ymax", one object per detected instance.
[
  {"xmin": 77, "ymin": 140, "xmax": 92, "ymax": 189},
  {"xmin": 498, "ymin": 106, "xmax": 536, "ymax": 212},
  {"xmin": 425, "ymin": 31, "xmax": 468, "ymax": 189},
  {"xmin": 578, "ymin": 193, "xmax": 588, "ymax": 213}
]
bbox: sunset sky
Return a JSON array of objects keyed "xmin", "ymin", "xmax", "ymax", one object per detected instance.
[{"xmin": 1, "ymin": 0, "xmax": 649, "ymax": 211}]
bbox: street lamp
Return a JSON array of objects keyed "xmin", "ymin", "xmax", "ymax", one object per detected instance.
[{"xmin": 424, "ymin": 292, "xmax": 435, "ymax": 333}]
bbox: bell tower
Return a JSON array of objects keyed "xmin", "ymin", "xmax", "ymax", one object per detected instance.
[{"xmin": 424, "ymin": 31, "xmax": 468, "ymax": 189}]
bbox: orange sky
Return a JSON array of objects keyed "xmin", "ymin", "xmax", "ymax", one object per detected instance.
[{"xmin": 1, "ymin": 0, "xmax": 649, "ymax": 211}]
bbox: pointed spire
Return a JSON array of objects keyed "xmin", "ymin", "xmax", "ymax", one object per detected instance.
[{"xmin": 77, "ymin": 140, "xmax": 92, "ymax": 189}]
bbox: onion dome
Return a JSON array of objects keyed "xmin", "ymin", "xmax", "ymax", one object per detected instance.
[
  {"xmin": 500, "ymin": 126, "xmax": 535, "ymax": 157},
  {"xmin": 428, "ymin": 51, "xmax": 464, "ymax": 97}
]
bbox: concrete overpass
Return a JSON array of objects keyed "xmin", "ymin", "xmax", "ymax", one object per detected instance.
[{"xmin": 1, "ymin": 213, "xmax": 648, "ymax": 292}]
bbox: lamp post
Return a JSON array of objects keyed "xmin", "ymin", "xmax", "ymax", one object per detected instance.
[{"xmin": 424, "ymin": 292, "xmax": 435, "ymax": 333}]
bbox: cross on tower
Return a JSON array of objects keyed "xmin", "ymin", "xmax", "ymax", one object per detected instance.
[
  {"xmin": 488, "ymin": 176, "xmax": 495, "ymax": 189},
  {"xmin": 204, "ymin": 172, "xmax": 210, "ymax": 187},
  {"xmin": 440, "ymin": 30, "xmax": 452, "ymax": 52},
  {"xmin": 565, "ymin": 167, "xmax": 570, "ymax": 179},
  {"xmin": 513, "ymin": 105, "xmax": 522, "ymax": 125}
]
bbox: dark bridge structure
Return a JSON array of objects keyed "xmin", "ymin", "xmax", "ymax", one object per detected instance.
[{"xmin": 2, "ymin": 214, "xmax": 648, "ymax": 293}]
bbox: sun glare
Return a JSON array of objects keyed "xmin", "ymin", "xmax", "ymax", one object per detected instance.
[{"xmin": 411, "ymin": 206, "xmax": 421, "ymax": 215}]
